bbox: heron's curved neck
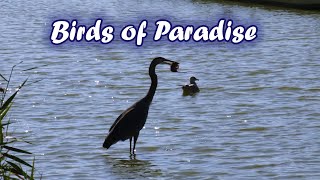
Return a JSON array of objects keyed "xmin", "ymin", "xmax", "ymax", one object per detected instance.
[{"xmin": 145, "ymin": 65, "xmax": 158, "ymax": 103}]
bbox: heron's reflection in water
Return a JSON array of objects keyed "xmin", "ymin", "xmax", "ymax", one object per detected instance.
[{"xmin": 104, "ymin": 155, "xmax": 163, "ymax": 179}]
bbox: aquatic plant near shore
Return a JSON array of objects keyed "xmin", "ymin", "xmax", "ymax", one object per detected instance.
[{"xmin": 0, "ymin": 63, "xmax": 37, "ymax": 179}]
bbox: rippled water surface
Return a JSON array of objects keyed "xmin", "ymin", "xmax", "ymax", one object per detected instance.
[{"xmin": 1, "ymin": 0, "xmax": 320, "ymax": 179}]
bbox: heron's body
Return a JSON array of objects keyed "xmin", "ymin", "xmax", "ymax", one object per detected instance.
[
  {"xmin": 182, "ymin": 77, "xmax": 200, "ymax": 96},
  {"xmin": 103, "ymin": 57, "xmax": 178, "ymax": 154},
  {"xmin": 103, "ymin": 96, "xmax": 151, "ymax": 149}
]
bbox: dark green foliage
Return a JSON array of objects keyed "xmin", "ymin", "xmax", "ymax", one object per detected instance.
[{"xmin": 0, "ymin": 63, "xmax": 37, "ymax": 179}]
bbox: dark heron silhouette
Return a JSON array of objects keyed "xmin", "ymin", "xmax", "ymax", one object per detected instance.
[
  {"xmin": 182, "ymin": 76, "xmax": 200, "ymax": 96},
  {"xmin": 103, "ymin": 57, "xmax": 179, "ymax": 155}
]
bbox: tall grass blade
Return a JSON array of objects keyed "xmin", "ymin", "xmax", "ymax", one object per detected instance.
[
  {"xmin": 1, "ymin": 78, "xmax": 28, "ymax": 112},
  {"xmin": 2, "ymin": 175, "xmax": 19, "ymax": 180},
  {"xmin": 2, "ymin": 153, "xmax": 32, "ymax": 168},
  {"xmin": 3, "ymin": 146, "xmax": 32, "ymax": 154},
  {"xmin": 25, "ymin": 79, "xmax": 44, "ymax": 87},
  {"xmin": 0, "ymin": 92, "xmax": 17, "ymax": 111},
  {"xmin": 0, "ymin": 103, "xmax": 12, "ymax": 120},
  {"xmin": 30, "ymin": 157, "xmax": 35, "ymax": 180},
  {"xmin": 18, "ymin": 78, "xmax": 28, "ymax": 89},
  {"xmin": 0, "ymin": 140, "xmax": 18, "ymax": 146},
  {"xmin": 1, "ymin": 122, "xmax": 13, "ymax": 127},
  {"xmin": 2, "ymin": 61, "xmax": 23, "ymax": 101},
  {"xmin": 0, "ymin": 73, "xmax": 8, "ymax": 82},
  {"xmin": 22, "ymin": 64, "xmax": 48, "ymax": 71},
  {"xmin": 6, "ymin": 161, "xmax": 30, "ymax": 179}
]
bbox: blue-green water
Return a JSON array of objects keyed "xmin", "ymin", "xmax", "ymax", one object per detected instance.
[{"xmin": 1, "ymin": 0, "xmax": 320, "ymax": 179}]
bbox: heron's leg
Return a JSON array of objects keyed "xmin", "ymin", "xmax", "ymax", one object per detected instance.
[
  {"xmin": 133, "ymin": 132, "xmax": 140, "ymax": 154},
  {"xmin": 130, "ymin": 137, "xmax": 132, "ymax": 154}
]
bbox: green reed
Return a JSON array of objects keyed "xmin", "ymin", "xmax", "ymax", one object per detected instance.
[{"xmin": 0, "ymin": 62, "xmax": 38, "ymax": 179}]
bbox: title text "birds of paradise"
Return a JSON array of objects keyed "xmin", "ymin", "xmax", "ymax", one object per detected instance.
[{"xmin": 50, "ymin": 19, "xmax": 258, "ymax": 46}]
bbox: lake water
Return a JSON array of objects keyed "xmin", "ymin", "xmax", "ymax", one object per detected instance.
[{"xmin": 1, "ymin": 0, "xmax": 320, "ymax": 179}]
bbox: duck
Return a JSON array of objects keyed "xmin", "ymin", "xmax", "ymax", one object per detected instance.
[{"xmin": 182, "ymin": 76, "xmax": 200, "ymax": 96}]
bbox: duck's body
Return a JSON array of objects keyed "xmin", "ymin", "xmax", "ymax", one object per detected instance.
[
  {"xmin": 103, "ymin": 57, "xmax": 179, "ymax": 155},
  {"xmin": 182, "ymin": 77, "xmax": 199, "ymax": 96}
]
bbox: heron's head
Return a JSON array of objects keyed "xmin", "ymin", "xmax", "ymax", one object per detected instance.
[
  {"xmin": 152, "ymin": 57, "xmax": 179, "ymax": 72},
  {"xmin": 190, "ymin": 76, "xmax": 199, "ymax": 84}
]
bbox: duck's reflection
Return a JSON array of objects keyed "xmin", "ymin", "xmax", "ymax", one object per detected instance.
[{"xmin": 104, "ymin": 154, "xmax": 163, "ymax": 179}]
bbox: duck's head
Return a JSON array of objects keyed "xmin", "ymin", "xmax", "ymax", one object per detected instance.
[{"xmin": 190, "ymin": 76, "xmax": 199, "ymax": 84}]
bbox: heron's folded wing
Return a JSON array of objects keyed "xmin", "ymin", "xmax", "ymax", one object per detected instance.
[{"xmin": 109, "ymin": 106, "xmax": 135, "ymax": 132}]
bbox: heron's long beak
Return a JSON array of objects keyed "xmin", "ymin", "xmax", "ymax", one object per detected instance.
[
  {"xmin": 196, "ymin": 78, "xmax": 199, "ymax": 81},
  {"xmin": 162, "ymin": 59, "xmax": 176, "ymax": 65}
]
